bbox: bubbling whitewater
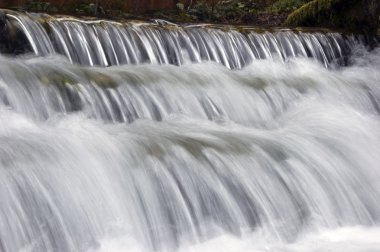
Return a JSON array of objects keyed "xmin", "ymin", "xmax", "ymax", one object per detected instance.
[{"xmin": 0, "ymin": 11, "xmax": 380, "ymax": 252}]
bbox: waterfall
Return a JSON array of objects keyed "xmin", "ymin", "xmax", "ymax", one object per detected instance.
[
  {"xmin": 1, "ymin": 12, "xmax": 357, "ymax": 68},
  {"xmin": 0, "ymin": 10, "xmax": 380, "ymax": 252}
]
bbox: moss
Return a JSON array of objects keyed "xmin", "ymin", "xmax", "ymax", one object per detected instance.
[
  {"xmin": 285, "ymin": 0, "xmax": 337, "ymax": 26},
  {"xmin": 268, "ymin": 0, "xmax": 312, "ymax": 14},
  {"xmin": 285, "ymin": 0, "xmax": 379, "ymax": 34}
]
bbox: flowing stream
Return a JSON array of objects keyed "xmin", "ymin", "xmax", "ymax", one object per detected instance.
[{"xmin": 0, "ymin": 11, "xmax": 379, "ymax": 252}]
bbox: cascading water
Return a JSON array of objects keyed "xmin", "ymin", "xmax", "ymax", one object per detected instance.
[
  {"xmin": 0, "ymin": 10, "xmax": 380, "ymax": 252},
  {"xmin": 1, "ymin": 12, "xmax": 356, "ymax": 68}
]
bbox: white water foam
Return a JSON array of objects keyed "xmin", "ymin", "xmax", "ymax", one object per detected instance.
[{"xmin": 0, "ymin": 45, "xmax": 379, "ymax": 252}]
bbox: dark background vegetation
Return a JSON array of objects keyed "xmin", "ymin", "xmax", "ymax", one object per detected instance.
[
  {"xmin": 0, "ymin": 0, "xmax": 313, "ymax": 25},
  {"xmin": 0, "ymin": 0, "xmax": 379, "ymax": 32}
]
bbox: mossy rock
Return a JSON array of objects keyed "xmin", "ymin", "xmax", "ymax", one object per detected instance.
[
  {"xmin": 285, "ymin": 0, "xmax": 380, "ymax": 34},
  {"xmin": 84, "ymin": 71, "xmax": 118, "ymax": 88},
  {"xmin": 268, "ymin": 0, "xmax": 312, "ymax": 13},
  {"xmin": 37, "ymin": 68, "xmax": 118, "ymax": 89},
  {"xmin": 38, "ymin": 70, "xmax": 77, "ymax": 86}
]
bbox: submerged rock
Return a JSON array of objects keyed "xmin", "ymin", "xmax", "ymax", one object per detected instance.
[
  {"xmin": 84, "ymin": 71, "xmax": 118, "ymax": 88},
  {"xmin": 38, "ymin": 70, "xmax": 77, "ymax": 86}
]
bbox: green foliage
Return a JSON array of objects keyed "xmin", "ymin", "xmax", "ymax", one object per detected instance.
[
  {"xmin": 269, "ymin": 0, "xmax": 312, "ymax": 13},
  {"xmin": 214, "ymin": 0, "xmax": 257, "ymax": 21},
  {"xmin": 23, "ymin": 1, "xmax": 56, "ymax": 12},
  {"xmin": 188, "ymin": 1, "xmax": 210, "ymax": 20},
  {"xmin": 14, "ymin": 1, "xmax": 98, "ymax": 15},
  {"xmin": 188, "ymin": 0, "xmax": 257, "ymax": 22},
  {"xmin": 75, "ymin": 3, "xmax": 105, "ymax": 16}
]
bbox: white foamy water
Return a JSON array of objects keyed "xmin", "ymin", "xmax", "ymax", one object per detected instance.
[{"xmin": 91, "ymin": 226, "xmax": 380, "ymax": 252}]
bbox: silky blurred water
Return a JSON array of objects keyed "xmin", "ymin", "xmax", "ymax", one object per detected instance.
[
  {"xmin": 0, "ymin": 12, "xmax": 380, "ymax": 252},
  {"xmin": 4, "ymin": 12, "xmax": 355, "ymax": 68}
]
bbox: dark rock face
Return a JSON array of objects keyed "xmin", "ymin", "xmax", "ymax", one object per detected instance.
[
  {"xmin": 0, "ymin": 10, "xmax": 8, "ymax": 52},
  {"xmin": 285, "ymin": 0, "xmax": 380, "ymax": 35},
  {"xmin": 0, "ymin": 10, "xmax": 5, "ymax": 23},
  {"xmin": 0, "ymin": 11, "xmax": 32, "ymax": 55},
  {"xmin": 0, "ymin": 0, "xmax": 177, "ymax": 12}
]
